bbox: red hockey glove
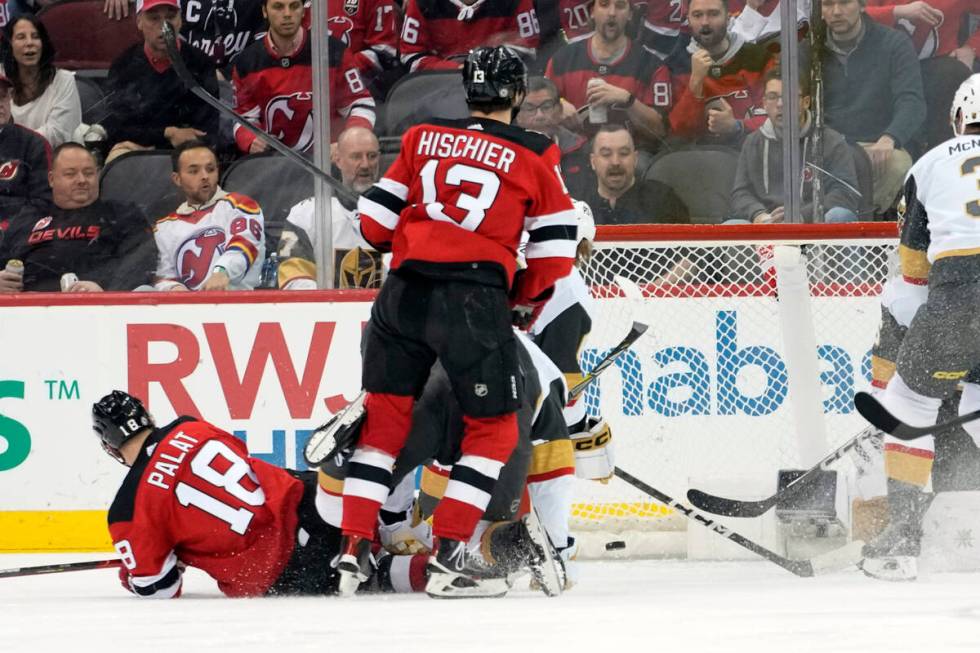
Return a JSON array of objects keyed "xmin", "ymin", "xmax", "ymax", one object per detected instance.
[{"xmin": 509, "ymin": 279, "xmax": 554, "ymax": 331}]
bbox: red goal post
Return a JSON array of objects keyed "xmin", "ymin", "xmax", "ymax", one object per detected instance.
[{"xmin": 570, "ymin": 223, "xmax": 899, "ymax": 557}]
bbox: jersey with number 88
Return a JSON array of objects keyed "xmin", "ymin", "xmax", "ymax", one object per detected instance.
[{"xmin": 107, "ymin": 418, "xmax": 305, "ymax": 597}]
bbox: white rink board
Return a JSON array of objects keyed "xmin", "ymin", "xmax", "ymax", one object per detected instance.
[{"xmin": 0, "ymin": 292, "xmax": 880, "ymax": 519}]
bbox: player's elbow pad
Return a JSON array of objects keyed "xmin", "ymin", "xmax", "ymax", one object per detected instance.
[{"xmin": 571, "ymin": 418, "xmax": 614, "ymax": 482}]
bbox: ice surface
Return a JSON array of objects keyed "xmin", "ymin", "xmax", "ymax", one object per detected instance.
[{"xmin": 3, "ymin": 553, "xmax": 980, "ymax": 653}]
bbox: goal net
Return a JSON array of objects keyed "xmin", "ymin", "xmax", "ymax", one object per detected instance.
[{"xmin": 570, "ymin": 223, "xmax": 898, "ymax": 556}]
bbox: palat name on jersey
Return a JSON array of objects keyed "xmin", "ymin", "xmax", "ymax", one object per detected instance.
[
  {"xmin": 145, "ymin": 431, "xmax": 200, "ymax": 491},
  {"xmin": 415, "ymin": 129, "xmax": 517, "ymax": 173}
]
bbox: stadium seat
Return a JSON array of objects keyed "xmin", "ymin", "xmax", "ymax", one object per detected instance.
[
  {"xmin": 100, "ymin": 150, "xmax": 181, "ymax": 222},
  {"xmin": 221, "ymin": 152, "xmax": 316, "ymax": 245},
  {"xmin": 646, "ymin": 149, "xmax": 738, "ymax": 224},
  {"xmin": 39, "ymin": 0, "xmax": 140, "ymax": 71},
  {"xmin": 381, "ymin": 71, "xmax": 468, "ymax": 136},
  {"xmin": 76, "ymin": 76, "xmax": 109, "ymax": 125}
]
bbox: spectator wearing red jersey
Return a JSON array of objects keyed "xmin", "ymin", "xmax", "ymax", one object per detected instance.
[
  {"xmin": 545, "ymin": 0, "xmax": 671, "ymax": 149},
  {"xmin": 318, "ymin": 0, "xmax": 401, "ymax": 86},
  {"xmin": 399, "ymin": 0, "xmax": 541, "ymax": 72},
  {"xmin": 865, "ymin": 0, "xmax": 976, "ymax": 150},
  {"xmin": 231, "ymin": 0, "xmax": 376, "ymax": 154},
  {"xmin": 641, "ymin": 0, "xmax": 690, "ymax": 59},
  {"xmin": 535, "ymin": 0, "xmax": 595, "ymax": 71},
  {"xmin": 668, "ymin": 0, "xmax": 773, "ymax": 148}
]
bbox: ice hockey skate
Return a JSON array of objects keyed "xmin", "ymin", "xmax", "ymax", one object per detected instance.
[
  {"xmin": 425, "ymin": 537, "xmax": 510, "ymax": 599},
  {"xmin": 333, "ymin": 535, "xmax": 375, "ymax": 597}
]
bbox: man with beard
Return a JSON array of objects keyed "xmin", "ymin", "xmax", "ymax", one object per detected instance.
[
  {"xmin": 545, "ymin": 0, "xmax": 671, "ymax": 149},
  {"xmin": 668, "ymin": 0, "xmax": 773, "ymax": 148},
  {"xmin": 582, "ymin": 123, "xmax": 689, "ymax": 224},
  {"xmin": 813, "ymin": 0, "xmax": 925, "ymax": 214},
  {"xmin": 277, "ymin": 126, "xmax": 383, "ymax": 289},
  {"xmin": 231, "ymin": 0, "xmax": 375, "ymax": 154}
]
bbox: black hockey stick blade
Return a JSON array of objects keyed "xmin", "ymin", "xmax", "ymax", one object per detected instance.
[
  {"xmin": 0, "ymin": 559, "xmax": 121, "ymax": 579},
  {"xmin": 160, "ymin": 23, "xmax": 359, "ymax": 206},
  {"xmin": 686, "ymin": 426, "xmax": 879, "ymax": 518},
  {"xmin": 854, "ymin": 391, "xmax": 980, "ymax": 440},
  {"xmin": 613, "ymin": 467, "xmax": 815, "ymax": 577},
  {"xmin": 569, "ymin": 322, "xmax": 648, "ymax": 401}
]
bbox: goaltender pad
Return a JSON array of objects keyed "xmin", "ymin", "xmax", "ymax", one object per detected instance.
[{"xmin": 571, "ymin": 223, "xmax": 897, "ymax": 557}]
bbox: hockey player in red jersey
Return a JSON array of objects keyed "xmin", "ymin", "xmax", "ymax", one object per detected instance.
[
  {"xmin": 336, "ymin": 46, "xmax": 577, "ymax": 598},
  {"xmin": 94, "ymin": 390, "xmax": 341, "ymax": 598},
  {"xmin": 231, "ymin": 0, "xmax": 375, "ymax": 154},
  {"xmin": 399, "ymin": 0, "xmax": 542, "ymax": 72}
]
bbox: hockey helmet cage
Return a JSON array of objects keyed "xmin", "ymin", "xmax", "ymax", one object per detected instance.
[
  {"xmin": 573, "ymin": 199, "xmax": 596, "ymax": 244},
  {"xmin": 463, "ymin": 46, "xmax": 528, "ymax": 106},
  {"xmin": 92, "ymin": 390, "xmax": 154, "ymax": 463},
  {"xmin": 951, "ymin": 73, "xmax": 980, "ymax": 136}
]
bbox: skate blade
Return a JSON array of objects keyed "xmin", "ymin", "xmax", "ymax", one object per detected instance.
[
  {"xmin": 522, "ymin": 510, "xmax": 563, "ymax": 597},
  {"xmin": 424, "ymin": 564, "xmax": 509, "ymax": 599}
]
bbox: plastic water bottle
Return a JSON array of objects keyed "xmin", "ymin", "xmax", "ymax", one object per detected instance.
[
  {"xmin": 259, "ymin": 253, "xmax": 280, "ymax": 289},
  {"xmin": 4, "ymin": 259, "xmax": 23, "ymax": 278}
]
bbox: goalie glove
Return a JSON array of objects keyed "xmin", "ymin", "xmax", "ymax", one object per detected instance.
[
  {"xmin": 571, "ymin": 418, "xmax": 614, "ymax": 482},
  {"xmin": 378, "ymin": 505, "xmax": 434, "ymax": 555}
]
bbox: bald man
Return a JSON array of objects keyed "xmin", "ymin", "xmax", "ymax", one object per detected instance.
[{"xmin": 277, "ymin": 127, "xmax": 383, "ymax": 289}]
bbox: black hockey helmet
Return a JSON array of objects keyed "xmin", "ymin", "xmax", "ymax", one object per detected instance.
[
  {"xmin": 92, "ymin": 390, "xmax": 154, "ymax": 463},
  {"xmin": 462, "ymin": 46, "xmax": 528, "ymax": 106}
]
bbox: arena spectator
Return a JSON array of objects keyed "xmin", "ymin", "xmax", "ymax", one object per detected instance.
[
  {"xmin": 398, "ymin": 0, "xmax": 541, "ymax": 72},
  {"xmin": 865, "ymin": 0, "xmax": 975, "ymax": 150},
  {"xmin": 731, "ymin": 67, "xmax": 860, "ymax": 223},
  {"xmin": 582, "ymin": 123, "xmax": 689, "ymax": 224},
  {"xmin": 231, "ymin": 0, "xmax": 375, "ymax": 154},
  {"xmin": 817, "ymin": 0, "xmax": 925, "ymax": 214},
  {"xmin": 277, "ymin": 126, "xmax": 381, "ymax": 289},
  {"xmin": 534, "ymin": 0, "xmax": 594, "ymax": 71},
  {"xmin": 102, "ymin": 0, "xmax": 220, "ymax": 159},
  {"xmin": 0, "ymin": 143, "xmax": 156, "ymax": 292},
  {"xmin": 545, "ymin": 0, "xmax": 671, "ymax": 148},
  {"xmin": 668, "ymin": 0, "xmax": 773, "ymax": 148},
  {"xmin": 2, "ymin": 15, "xmax": 81, "ymax": 148},
  {"xmin": 0, "ymin": 71, "xmax": 51, "ymax": 218},
  {"xmin": 153, "ymin": 140, "xmax": 265, "ymax": 291},
  {"xmin": 319, "ymin": 0, "xmax": 400, "ymax": 88},
  {"xmin": 641, "ymin": 0, "xmax": 689, "ymax": 59},
  {"xmin": 515, "ymin": 76, "xmax": 589, "ymax": 195}
]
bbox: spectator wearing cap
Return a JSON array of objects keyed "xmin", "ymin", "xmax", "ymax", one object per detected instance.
[
  {"xmin": 0, "ymin": 70, "xmax": 51, "ymax": 222},
  {"xmin": 102, "ymin": 0, "xmax": 220, "ymax": 160},
  {"xmin": 2, "ymin": 15, "xmax": 82, "ymax": 148}
]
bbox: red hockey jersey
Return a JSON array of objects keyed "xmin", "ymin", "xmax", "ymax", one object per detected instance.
[
  {"xmin": 866, "ymin": 0, "xmax": 980, "ymax": 59},
  {"xmin": 108, "ymin": 418, "xmax": 304, "ymax": 598},
  {"xmin": 642, "ymin": 0, "xmax": 690, "ymax": 57},
  {"xmin": 357, "ymin": 117, "xmax": 577, "ymax": 305},
  {"xmin": 545, "ymin": 38, "xmax": 673, "ymax": 112},
  {"xmin": 301, "ymin": 0, "xmax": 400, "ymax": 74},
  {"xmin": 231, "ymin": 29, "xmax": 375, "ymax": 153},
  {"xmin": 400, "ymin": 0, "xmax": 541, "ymax": 72},
  {"xmin": 560, "ymin": 0, "xmax": 595, "ymax": 42}
]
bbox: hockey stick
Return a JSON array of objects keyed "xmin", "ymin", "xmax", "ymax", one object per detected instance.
[
  {"xmin": 854, "ymin": 390, "xmax": 978, "ymax": 440},
  {"xmin": 160, "ymin": 23, "xmax": 359, "ymax": 206},
  {"xmin": 686, "ymin": 426, "xmax": 879, "ymax": 518},
  {"xmin": 0, "ymin": 559, "xmax": 121, "ymax": 579},
  {"xmin": 615, "ymin": 468, "xmax": 865, "ymax": 577},
  {"xmin": 569, "ymin": 321, "xmax": 648, "ymax": 400},
  {"xmin": 304, "ymin": 321, "xmax": 650, "ymax": 465}
]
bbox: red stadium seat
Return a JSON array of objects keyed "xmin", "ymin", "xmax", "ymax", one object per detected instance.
[{"xmin": 39, "ymin": 0, "xmax": 141, "ymax": 71}]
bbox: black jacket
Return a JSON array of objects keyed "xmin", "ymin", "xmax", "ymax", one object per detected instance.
[
  {"xmin": 103, "ymin": 43, "xmax": 220, "ymax": 148},
  {"xmin": 0, "ymin": 123, "xmax": 51, "ymax": 214},
  {"xmin": 0, "ymin": 199, "xmax": 158, "ymax": 291},
  {"xmin": 583, "ymin": 178, "xmax": 691, "ymax": 225}
]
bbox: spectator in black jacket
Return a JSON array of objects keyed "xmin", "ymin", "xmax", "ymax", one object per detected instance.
[
  {"xmin": 582, "ymin": 123, "xmax": 690, "ymax": 225},
  {"xmin": 102, "ymin": 0, "xmax": 220, "ymax": 161},
  {"xmin": 0, "ymin": 143, "xmax": 157, "ymax": 292},
  {"xmin": 0, "ymin": 70, "xmax": 51, "ymax": 221},
  {"xmin": 816, "ymin": 0, "xmax": 926, "ymax": 214}
]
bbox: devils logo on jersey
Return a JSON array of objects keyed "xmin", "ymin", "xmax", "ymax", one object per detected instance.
[
  {"xmin": 177, "ymin": 226, "xmax": 227, "ymax": 288},
  {"xmin": 265, "ymin": 92, "xmax": 314, "ymax": 152},
  {"xmin": 0, "ymin": 160, "xmax": 21, "ymax": 180},
  {"xmin": 328, "ymin": 15, "xmax": 356, "ymax": 45}
]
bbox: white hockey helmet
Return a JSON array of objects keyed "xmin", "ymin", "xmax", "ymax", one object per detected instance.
[
  {"xmin": 950, "ymin": 73, "xmax": 980, "ymax": 136},
  {"xmin": 573, "ymin": 199, "xmax": 596, "ymax": 244}
]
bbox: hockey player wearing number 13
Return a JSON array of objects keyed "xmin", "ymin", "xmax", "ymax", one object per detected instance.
[
  {"xmin": 337, "ymin": 46, "xmax": 578, "ymax": 597},
  {"xmin": 94, "ymin": 391, "xmax": 342, "ymax": 598},
  {"xmin": 860, "ymin": 74, "xmax": 980, "ymax": 582}
]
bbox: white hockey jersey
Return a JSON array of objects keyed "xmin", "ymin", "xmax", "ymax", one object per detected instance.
[
  {"xmin": 901, "ymin": 135, "xmax": 980, "ymax": 275},
  {"xmin": 153, "ymin": 188, "xmax": 265, "ymax": 290}
]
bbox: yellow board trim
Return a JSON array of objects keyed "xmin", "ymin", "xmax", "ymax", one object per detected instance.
[{"xmin": 0, "ymin": 511, "xmax": 113, "ymax": 552}]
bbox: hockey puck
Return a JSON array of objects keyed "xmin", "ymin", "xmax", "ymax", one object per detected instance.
[{"xmin": 605, "ymin": 540, "xmax": 627, "ymax": 551}]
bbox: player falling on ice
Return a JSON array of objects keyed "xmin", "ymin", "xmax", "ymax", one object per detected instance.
[
  {"xmin": 92, "ymin": 390, "xmax": 342, "ymax": 597},
  {"xmin": 335, "ymin": 45, "xmax": 578, "ymax": 597},
  {"xmin": 860, "ymin": 73, "xmax": 980, "ymax": 581}
]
